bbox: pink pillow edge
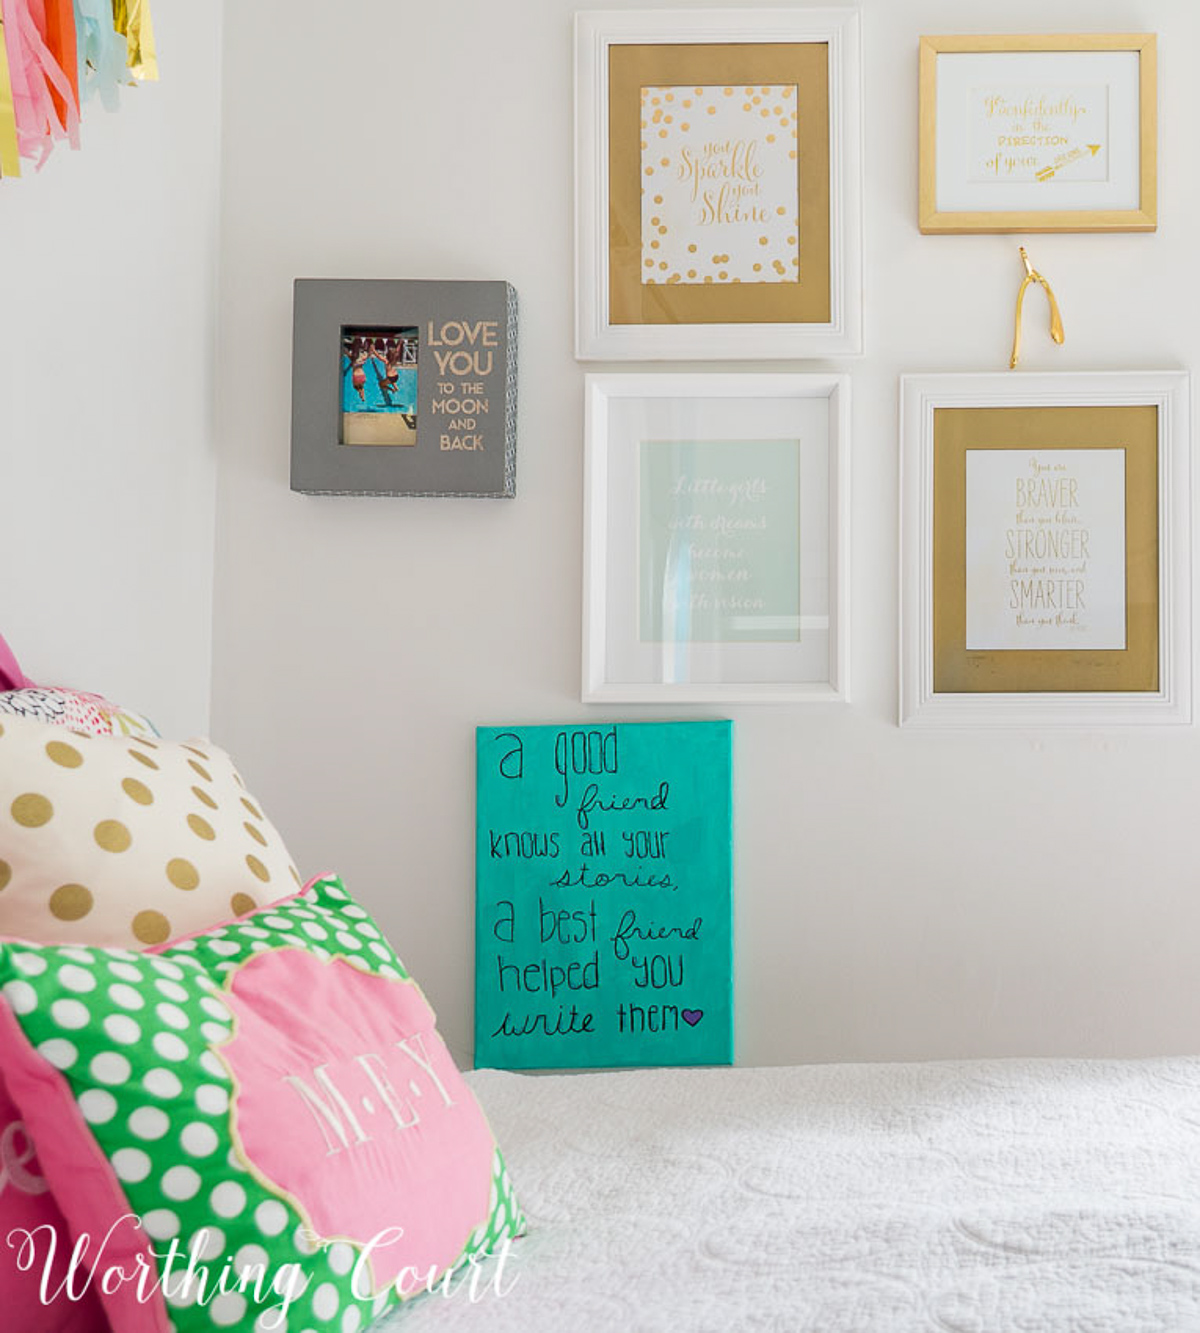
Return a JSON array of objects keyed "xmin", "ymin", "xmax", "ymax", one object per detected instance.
[
  {"xmin": 0, "ymin": 634, "xmax": 36, "ymax": 692},
  {"xmin": 0, "ymin": 1000, "xmax": 166, "ymax": 1333},
  {"xmin": 0, "ymin": 1066, "xmax": 112, "ymax": 1333}
]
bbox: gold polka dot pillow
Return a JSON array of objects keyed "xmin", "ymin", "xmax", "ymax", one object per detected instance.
[{"xmin": 0, "ymin": 713, "xmax": 300, "ymax": 948}]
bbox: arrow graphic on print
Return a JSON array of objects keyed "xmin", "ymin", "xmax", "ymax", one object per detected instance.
[{"xmin": 1036, "ymin": 144, "xmax": 1103, "ymax": 182}]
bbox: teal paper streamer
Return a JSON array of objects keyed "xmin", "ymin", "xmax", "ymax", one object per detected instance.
[{"xmin": 73, "ymin": 0, "xmax": 126, "ymax": 109}]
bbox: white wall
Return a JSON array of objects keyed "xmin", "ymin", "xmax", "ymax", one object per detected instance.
[
  {"xmin": 0, "ymin": 4, "xmax": 222, "ymax": 739},
  {"xmin": 211, "ymin": 0, "xmax": 1200, "ymax": 1068}
]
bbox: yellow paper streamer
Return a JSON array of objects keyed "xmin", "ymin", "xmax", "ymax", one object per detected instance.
[
  {"xmin": 112, "ymin": 0, "xmax": 156, "ymax": 81},
  {"xmin": 0, "ymin": 16, "xmax": 21, "ymax": 178}
]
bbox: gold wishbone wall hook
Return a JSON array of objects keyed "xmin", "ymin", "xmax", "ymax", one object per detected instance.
[{"xmin": 1010, "ymin": 246, "xmax": 1065, "ymax": 369}]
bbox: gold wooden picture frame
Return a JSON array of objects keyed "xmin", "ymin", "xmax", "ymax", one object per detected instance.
[{"xmin": 918, "ymin": 34, "xmax": 1157, "ymax": 235}]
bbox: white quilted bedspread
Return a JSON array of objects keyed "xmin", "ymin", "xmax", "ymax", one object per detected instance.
[{"xmin": 380, "ymin": 1059, "xmax": 1200, "ymax": 1333}]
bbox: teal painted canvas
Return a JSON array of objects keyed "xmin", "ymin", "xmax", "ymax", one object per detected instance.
[
  {"xmin": 475, "ymin": 721, "xmax": 733, "ymax": 1070},
  {"xmin": 639, "ymin": 438, "xmax": 802, "ymax": 644}
]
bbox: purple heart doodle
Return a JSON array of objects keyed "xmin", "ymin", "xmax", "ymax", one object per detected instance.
[{"xmin": 681, "ymin": 1009, "xmax": 703, "ymax": 1027}]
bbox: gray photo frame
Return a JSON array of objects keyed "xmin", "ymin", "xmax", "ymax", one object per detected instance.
[{"xmin": 290, "ymin": 278, "xmax": 518, "ymax": 497}]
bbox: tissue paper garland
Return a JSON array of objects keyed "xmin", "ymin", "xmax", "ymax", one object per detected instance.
[{"xmin": 0, "ymin": 0, "xmax": 155, "ymax": 176}]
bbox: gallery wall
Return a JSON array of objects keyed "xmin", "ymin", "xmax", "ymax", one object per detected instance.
[
  {"xmin": 211, "ymin": 0, "xmax": 1200, "ymax": 1068},
  {"xmin": 0, "ymin": 5, "xmax": 223, "ymax": 739}
]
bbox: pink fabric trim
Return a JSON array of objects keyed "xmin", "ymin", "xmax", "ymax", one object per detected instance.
[
  {"xmin": 0, "ymin": 631, "xmax": 36, "ymax": 691},
  {"xmin": 0, "ymin": 1001, "xmax": 166, "ymax": 1332}
]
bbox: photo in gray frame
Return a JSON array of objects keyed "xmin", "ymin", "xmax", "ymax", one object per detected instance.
[{"xmin": 290, "ymin": 278, "xmax": 517, "ymax": 497}]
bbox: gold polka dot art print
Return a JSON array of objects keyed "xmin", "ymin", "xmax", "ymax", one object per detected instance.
[
  {"xmin": 0, "ymin": 713, "xmax": 301, "ymax": 949},
  {"xmin": 639, "ymin": 84, "xmax": 800, "ymax": 286}
]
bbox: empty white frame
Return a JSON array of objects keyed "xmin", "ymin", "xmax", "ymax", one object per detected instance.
[
  {"xmin": 585, "ymin": 373, "xmax": 850, "ymax": 703},
  {"xmin": 900, "ymin": 371, "xmax": 1191, "ymax": 727},
  {"xmin": 575, "ymin": 9, "xmax": 863, "ymax": 359}
]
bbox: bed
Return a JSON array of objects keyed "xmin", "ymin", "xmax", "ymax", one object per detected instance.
[
  {"xmin": 1, "ymin": 656, "xmax": 1196, "ymax": 1331},
  {"xmin": 386, "ymin": 1058, "xmax": 1200, "ymax": 1332}
]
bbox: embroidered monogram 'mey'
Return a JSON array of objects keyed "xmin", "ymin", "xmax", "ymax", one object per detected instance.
[{"xmin": 283, "ymin": 1034, "xmax": 456, "ymax": 1155}]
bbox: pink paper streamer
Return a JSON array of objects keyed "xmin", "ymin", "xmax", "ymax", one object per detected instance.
[{"xmin": 1, "ymin": 0, "xmax": 78, "ymax": 167}]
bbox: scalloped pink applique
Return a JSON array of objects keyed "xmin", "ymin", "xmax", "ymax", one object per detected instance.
[{"xmin": 220, "ymin": 951, "xmax": 494, "ymax": 1293}]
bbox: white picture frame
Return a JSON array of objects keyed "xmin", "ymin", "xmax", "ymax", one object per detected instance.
[
  {"xmin": 575, "ymin": 8, "xmax": 863, "ymax": 360},
  {"xmin": 899, "ymin": 371, "xmax": 1191, "ymax": 728},
  {"xmin": 584, "ymin": 373, "xmax": 850, "ymax": 703}
]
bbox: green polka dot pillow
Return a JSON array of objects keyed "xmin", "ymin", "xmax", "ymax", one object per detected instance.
[
  {"xmin": 0, "ymin": 874, "xmax": 525, "ymax": 1331},
  {"xmin": 0, "ymin": 712, "xmax": 300, "ymax": 948}
]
